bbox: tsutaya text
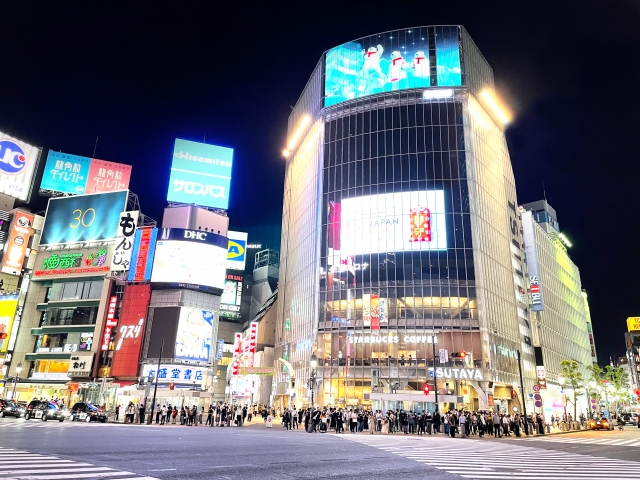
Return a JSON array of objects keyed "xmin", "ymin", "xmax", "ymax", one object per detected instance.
[
  {"xmin": 429, "ymin": 367, "xmax": 483, "ymax": 381},
  {"xmin": 348, "ymin": 334, "xmax": 437, "ymax": 344}
]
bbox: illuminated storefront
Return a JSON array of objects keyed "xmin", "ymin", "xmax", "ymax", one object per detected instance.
[{"xmin": 276, "ymin": 26, "xmax": 538, "ymax": 412}]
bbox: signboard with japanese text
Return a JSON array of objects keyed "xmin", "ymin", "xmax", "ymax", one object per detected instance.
[
  {"xmin": 0, "ymin": 131, "xmax": 42, "ymax": 201},
  {"xmin": 34, "ymin": 246, "xmax": 113, "ymax": 278},
  {"xmin": 220, "ymin": 273, "xmax": 243, "ymax": 320},
  {"xmin": 101, "ymin": 296, "xmax": 119, "ymax": 351},
  {"xmin": 232, "ymin": 332, "xmax": 241, "ymax": 375},
  {"xmin": 0, "ymin": 273, "xmax": 20, "ymax": 293},
  {"xmin": 239, "ymin": 367, "xmax": 275, "ymax": 376},
  {"xmin": 216, "ymin": 339, "xmax": 224, "ymax": 361},
  {"xmin": 1, "ymin": 211, "xmax": 34, "ymax": 275},
  {"xmin": 248, "ymin": 322, "xmax": 258, "ymax": 367},
  {"xmin": 40, "ymin": 190, "xmax": 128, "ymax": 245},
  {"xmin": 40, "ymin": 150, "xmax": 131, "ymax": 195},
  {"xmin": 128, "ymin": 227, "xmax": 157, "ymax": 282},
  {"xmin": 142, "ymin": 363, "xmax": 205, "ymax": 385},
  {"xmin": 68, "ymin": 353, "xmax": 94, "ymax": 377},
  {"xmin": 110, "ymin": 284, "xmax": 151, "ymax": 377},
  {"xmin": 167, "ymin": 139, "xmax": 233, "ymax": 210},
  {"xmin": 111, "ymin": 211, "xmax": 139, "ymax": 272},
  {"xmin": 536, "ymin": 365, "xmax": 547, "ymax": 389},
  {"xmin": 627, "ymin": 317, "xmax": 640, "ymax": 332}
]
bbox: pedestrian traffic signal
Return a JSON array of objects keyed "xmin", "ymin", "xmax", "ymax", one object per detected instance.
[
  {"xmin": 423, "ymin": 384, "xmax": 430, "ymax": 395},
  {"xmin": 0, "ymin": 333, "xmax": 7, "ymax": 339},
  {"xmin": 169, "ymin": 382, "xmax": 175, "ymax": 390},
  {"xmin": 451, "ymin": 351, "xmax": 467, "ymax": 358}
]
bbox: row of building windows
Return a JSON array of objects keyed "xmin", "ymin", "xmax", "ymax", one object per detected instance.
[
  {"xmin": 324, "ymin": 103, "xmax": 463, "ymax": 141},
  {"xmin": 46, "ymin": 281, "xmax": 103, "ymax": 302}
]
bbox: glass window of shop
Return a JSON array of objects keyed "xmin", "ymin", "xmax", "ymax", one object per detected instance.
[
  {"xmin": 32, "ymin": 359, "xmax": 70, "ymax": 376},
  {"xmin": 40, "ymin": 307, "xmax": 98, "ymax": 326},
  {"xmin": 46, "ymin": 281, "xmax": 104, "ymax": 302},
  {"xmin": 318, "ymin": 96, "xmax": 478, "ymax": 405},
  {"xmin": 34, "ymin": 332, "xmax": 93, "ymax": 353}
]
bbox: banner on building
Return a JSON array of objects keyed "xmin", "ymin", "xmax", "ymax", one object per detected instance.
[
  {"xmin": 111, "ymin": 211, "xmax": 139, "ymax": 272},
  {"xmin": 1, "ymin": 211, "xmax": 35, "ymax": 275}
]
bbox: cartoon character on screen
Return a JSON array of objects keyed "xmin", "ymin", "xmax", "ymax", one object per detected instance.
[
  {"xmin": 412, "ymin": 51, "xmax": 430, "ymax": 79},
  {"xmin": 176, "ymin": 309, "xmax": 213, "ymax": 360},
  {"xmin": 358, "ymin": 45, "xmax": 385, "ymax": 95},
  {"xmin": 388, "ymin": 51, "xmax": 408, "ymax": 90},
  {"xmin": 409, "ymin": 206, "xmax": 432, "ymax": 243}
]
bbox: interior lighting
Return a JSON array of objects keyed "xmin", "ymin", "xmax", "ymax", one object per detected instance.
[
  {"xmin": 423, "ymin": 89, "xmax": 453, "ymax": 100},
  {"xmin": 283, "ymin": 114, "xmax": 311, "ymax": 157},
  {"xmin": 480, "ymin": 90, "xmax": 511, "ymax": 125},
  {"xmin": 558, "ymin": 233, "xmax": 572, "ymax": 248}
]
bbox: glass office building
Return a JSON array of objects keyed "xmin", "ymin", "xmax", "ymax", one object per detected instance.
[{"xmin": 276, "ymin": 26, "xmax": 538, "ymax": 413}]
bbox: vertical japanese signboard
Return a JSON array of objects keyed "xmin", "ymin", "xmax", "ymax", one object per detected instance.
[
  {"xmin": 111, "ymin": 211, "xmax": 139, "ymax": 272},
  {"xmin": 128, "ymin": 227, "xmax": 158, "ymax": 282},
  {"xmin": 1, "ymin": 211, "xmax": 34, "ymax": 275},
  {"xmin": 101, "ymin": 296, "xmax": 119, "ymax": 351},
  {"xmin": 232, "ymin": 332, "xmax": 242, "ymax": 375},
  {"xmin": 248, "ymin": 322, "xmax": 258, "ymax": 367}
]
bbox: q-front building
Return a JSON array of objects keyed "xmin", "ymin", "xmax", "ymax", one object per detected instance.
[{"xmin": 276, "ymin": 26, "xmax": 539, "ymax": 414}]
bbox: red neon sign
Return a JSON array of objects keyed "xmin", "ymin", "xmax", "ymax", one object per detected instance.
[{"xmin": 101, "ymin": 296, "xmax": 119, "ymax": 351}]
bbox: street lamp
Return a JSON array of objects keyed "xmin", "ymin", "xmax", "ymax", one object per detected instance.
[
  {"xmin": 11, "ymin": 363, "xmax": 22, "ymax": 401},
  {"xmin": 309, "ymin": 354, "xmax": 317, "ymax": 410}
]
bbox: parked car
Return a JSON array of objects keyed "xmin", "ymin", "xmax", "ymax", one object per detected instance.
[
  {"xmin": 70, "ymin": 402, "xmax": 107, "ymax": 423},
  {"xmin": 620, "ymin": 414, "xmax": 637, "ymax": 426},
  {"xmin": 588, "ymin": 417, "xmax": 610, "ymax": 430},
  {"xmin": 0, "ymin": 399, "xmax": 23, "ymax": 418},
  {"xmin": 24, "ymin": 400, "xmax": 65, "ymax": 422}
]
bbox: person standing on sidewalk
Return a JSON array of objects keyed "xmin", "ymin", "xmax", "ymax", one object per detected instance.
[
  {"xmin": 291, "ymin": 407, "xmax": 298, "ymax": 429},
  {"xmin": 459, "ymin": 412, "xmax": 466, "ymax": 438},
  {"xmin": 492, "ymin": 412, "xmax": 501, "ymax": 437}
]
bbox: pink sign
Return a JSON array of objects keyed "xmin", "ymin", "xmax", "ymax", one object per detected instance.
[{"xmin": 86, "ymin": 159, "xmax": 131, "ymax": 194}]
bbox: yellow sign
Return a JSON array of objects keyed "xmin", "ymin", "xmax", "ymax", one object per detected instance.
[
  {"xmin": 0, "ymin": 294, "xmax": 19, "ymax": 353},
  {"xmin": 239, "ymin": 367, "xmax": 275, "ymax": 376},
  {"xmin": 627, "ymin": 317, "xmax": 640, "ymax": 332}
]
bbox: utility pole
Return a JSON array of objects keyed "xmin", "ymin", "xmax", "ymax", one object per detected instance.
[
  {"xmin": 147, "ymin": 337, "xmax": 164, "ymax": 425},
  {"xmin": 517, "ymin": 350, "xmax": 530, "ymax": 435},
  {"xmin": 431, "ymin": 335, "xmax": 439, "ymax": 410}
]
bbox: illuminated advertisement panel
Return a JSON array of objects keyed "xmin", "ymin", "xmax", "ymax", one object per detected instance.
[
  {"xmin": 227, "ymin": 231, "xmax": 247, "ymax": 270},
  {"xmin": 232, "ymin": 332, "xmax": 241, "ymax": 375},
  {"xmin": 167, "ymin": 139, "xmax": 233, "ymax": 210},
  {"xmin": 324, "ymin": 26, "xmax": 462, "ymax": 107},
  {"xmin": 0, "ymin": 293, "xmax": 19, "ymax": 353},
  {"xmin": 34, "ymin": 246, "xmax": 113, "ymax": 278},
  {"xmin": 248, "ymin": 322, "xmax": 258, "ymax": 367},
  {"xmin": 111, "ymin": 284, "xmax": 151, "ymax": 377},
  {"xmin": 0, "ymin": 131, "xmax": 41, "ymax": 201},
  {"xmin": 101, "ymin": 296, "xmax": 119, "ymax": 351},
  {"xmin": 128, "ymin": 227, "xmax": 158, "ymax": 282},
  {"xmin": 1, "ymin": 211, "xmax": 35, "ymax": 275},
  {"xmin": 335, "ymin": 190, "xmax": 446, "ymax": 257},
  {"xmin": 220, "ymin": 273, "xmax": 243, "ymax": 320},
  {"xmin": 40, "ymin": 190, "xmax": 128, "ymax": 245},
  {"xmin": 40, "ymin": 151, "xmax": 132, "ymax": 195},
  {"xmin": 174, "ymin": 307, "xmax": 214, "ymax": 362}
]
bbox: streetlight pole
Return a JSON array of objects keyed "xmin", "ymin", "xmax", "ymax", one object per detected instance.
[
  {"xmin": 430, "ymin": 335, "xmax": 439, "ymax": 412},
  {"xmin": 309, "ymin": 354, "xmax": 317, "ymax": 409},
  {"xmin": 147, "ymin": 337, "xmax": 164, "ymax": 425},
  {"xmin": 516, "ymin": 350, "xmax": 529, "ymax": 435},
  {"xmin": 11, "ymin": 363, "xmax": 22, "ymax": 401}
]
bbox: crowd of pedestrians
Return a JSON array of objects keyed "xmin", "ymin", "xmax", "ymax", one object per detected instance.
[{"xmin": 274, "ymin": 406, "xmax": 550, "ymax": 438}]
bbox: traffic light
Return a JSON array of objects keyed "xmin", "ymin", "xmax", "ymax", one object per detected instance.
[
  {"xmin": 169, "ymin": 382, "xmax": 175, "ymax": 391},
  {"xmin": 512, "ymin": 389, "xmax": 518, "ymax": 399},
  {"xmin": 423, "ymin": 384, "xmax": 430, "ymax": 395},
  {"xmin": 451, "ymin": 351, "xmax": 467, "ymax": 358},
  {"xmin": 0, "ymin": 333, "xmax": 7, "ymax": 340}
]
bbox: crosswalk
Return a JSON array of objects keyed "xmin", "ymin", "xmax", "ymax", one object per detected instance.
[
  {"xmin": 0, "ymin": 447, "xmax": 159, "ymax": 479},
  {"xmin": 521, "ymin": 434, "xmax": 640, "ymax": 447},
  {"xmin": 344, "ymin": 434, "xmax": 640, "ymax": 479}
]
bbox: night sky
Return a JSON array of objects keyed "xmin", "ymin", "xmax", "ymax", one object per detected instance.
[{"xmin": 2, "ymin": 1, "xmax": 639, "ymax": 363}]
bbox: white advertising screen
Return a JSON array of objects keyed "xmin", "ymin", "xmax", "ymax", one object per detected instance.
[
  {"xmin": 0, "ymin": 132, "xmax": 41, "ymax": 201},
  {"xmin": 151, "ymin": 240, "xmax": 226, "ymax": 289},
  {"xmin": 175, "ymin": 307, "xmax": 214, "ymax": 362},
  {"xmin": 339, "ymin": 190, "xmax": 446, "ymax": 255}
]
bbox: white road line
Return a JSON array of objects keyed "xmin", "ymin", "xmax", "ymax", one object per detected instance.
[
  {"xmin": 1, "ymin": 471, "xmax": 135, "ymax": 479},
  {"xmin": 0, "ymin": 467, "xmax": 113, "ymax": 475}
]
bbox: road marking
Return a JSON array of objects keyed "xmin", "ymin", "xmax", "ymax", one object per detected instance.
[{"xmin": 343, "ymin": 434, "xmax": 640, "ymax": 479}]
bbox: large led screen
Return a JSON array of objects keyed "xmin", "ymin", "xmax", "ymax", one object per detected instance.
[
  {"xmin": 40, "ymin": 190, "xmax": 129, "ymax": 246},
  {"xmin": 150, "ymin": 240, "xmax": 226, "ymax": 290},
  {"xmin": 335, "ymin": 190, "xmax": 447, "ymax": 256},
  {"xmin": 324, "ymin": 26, "xmax": 462, "ymax": 107},
  {"xmin": 167, "ymin": 139, "xmax": 233, "ymax": 210},
  {"xmin": 175, "ymin": 307, "xmax": 214, "ymax": 362}
]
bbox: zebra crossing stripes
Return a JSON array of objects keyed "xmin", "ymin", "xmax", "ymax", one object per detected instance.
[
  {"xmin": 344, "ymin": 434, "xmax": 640, "ymax": 479},
  {"xmin": 0, "ymin": 448, "xmax": 159, "ymax": 480},
  {"xmin": 520, "ymin": 435, "xmax": 640, "ymax": 447}
]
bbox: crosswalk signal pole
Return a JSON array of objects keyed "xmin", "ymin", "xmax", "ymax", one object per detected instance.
[{"xmin": 517, "ymin": 350, "xmax": 529, "ymax": 435}]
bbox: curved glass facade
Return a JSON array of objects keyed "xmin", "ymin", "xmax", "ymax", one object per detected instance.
[{"xmin": 277, "ymin": 26, "xmax": 539, "ymax": 413}]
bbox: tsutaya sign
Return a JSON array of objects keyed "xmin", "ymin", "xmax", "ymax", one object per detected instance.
[
  {"xmin": 429, "ymin": 367, "xmax": 483, "ymax": 381},
  {"xmin": 349, "ymin": 334, "xmax": 437, "ymax": 344}
]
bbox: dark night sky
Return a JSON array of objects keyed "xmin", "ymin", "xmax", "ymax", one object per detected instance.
[{"xmin": 2, "ymin": 1, "xmax": 639, "ymax": 363}]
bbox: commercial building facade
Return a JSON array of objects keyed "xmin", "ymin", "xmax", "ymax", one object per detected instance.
[{"xmin": 276, "ymin": 26, "xmax": 539, "ymax": 413}]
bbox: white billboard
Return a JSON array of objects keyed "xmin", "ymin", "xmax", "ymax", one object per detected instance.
[
  {"xmin": 175, "ymin": 307, "xmax": 214, "ymax": 362},
  {"xmin": 227, "ymin": 230, "xmax": 248, "ymax": 271},
  {"xmin": 0, "ymin": 132, "xmax": 42, "ymax": 201},
  {"xmin": 339, "ymin": 190, "xmax": 447, "ymax": 255},
  {"xmin": 151, "ymin": 240, "xmax": 226, "ymax": 289}
]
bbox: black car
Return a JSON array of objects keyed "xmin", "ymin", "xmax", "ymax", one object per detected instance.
[
  {"xmin": 24, "ymin": 400, "xmax": 65, "ymax": 422},
  {"xmin": 70, "ymin": 402, "xmax": 107, "ymax": 423},
  {"xmin": 620, "ymin": 414, "xmax": 638, "ymax": 426},
  {"xmin": 0, "ymin": 399, "xmax": 23, "ymax": 418}
]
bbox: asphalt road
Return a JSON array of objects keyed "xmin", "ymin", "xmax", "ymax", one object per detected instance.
[{"xmin": 1, "ymin": 417, "xmax": 640, "ymax": 479}]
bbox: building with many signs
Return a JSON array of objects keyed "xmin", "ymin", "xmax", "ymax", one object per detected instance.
[{"xmin": 275, "ymin": 25, "xmax": 598, "ymax": 415}]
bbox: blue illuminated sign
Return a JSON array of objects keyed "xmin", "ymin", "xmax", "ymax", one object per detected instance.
[
  {"xmin": 167, "ymin": 139, "xmax": 233, "ymax": 210},
  {"xmin": 324, "ymin": 26, "xmax": 462, "ymax": 108},
  {"xmin": 216, "ymin": 339, "xmax": 224, "ymax": 361},
  {"xmin": 40, "ymin": 151, "xmax": 91, "ymax": 194},
  {"xmin": 40, "ymin": 191, "xmax": 128, "ymax": 246}
]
